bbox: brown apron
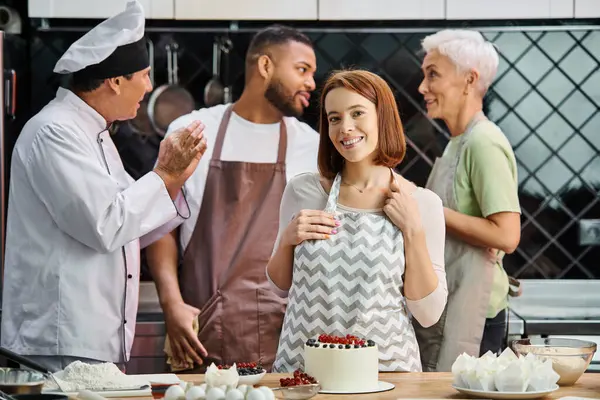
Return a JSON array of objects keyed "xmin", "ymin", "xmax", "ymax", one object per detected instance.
[
  {"xmin": 180, "ymin": 104, "xmax": 287, "ymax": 372},
  {"xmin": 412, "ymin": 112, "xmax": 496, "ymax": 372}
]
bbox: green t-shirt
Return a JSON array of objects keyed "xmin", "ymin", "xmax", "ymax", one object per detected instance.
[{"xmin": 442, "ymin": 120, "xmax": 521, "ymax": 318}]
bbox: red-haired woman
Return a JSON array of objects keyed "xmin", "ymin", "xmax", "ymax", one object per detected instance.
[{"xmin": 267, "ymin": 69, "xmax": 447, "ymax": 373}]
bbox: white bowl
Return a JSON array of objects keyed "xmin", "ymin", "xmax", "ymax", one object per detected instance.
[{"xmin": 237, "ymin": 369, "xmax": 266, "ymax": 386}]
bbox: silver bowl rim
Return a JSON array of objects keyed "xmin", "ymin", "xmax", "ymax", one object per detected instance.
[
  {"xmin": 0, "ymin": 368, "xmax": 47, "ymax": 385},
  {"xmin": 511, "ymin": 338, "xmax": 598, "ymax": 354}
]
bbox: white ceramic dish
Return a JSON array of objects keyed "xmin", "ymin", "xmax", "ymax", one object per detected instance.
[
  {"xmin": 237, "ymin": 369, "xmax": 267, "ymax": 386},
  {"xmin": 452, "ymin": 384, "xmax": 559, "ymax": 399},
  {"xmin": 318, "ymin": 381, "xmax": 394, "ymax": 394}
]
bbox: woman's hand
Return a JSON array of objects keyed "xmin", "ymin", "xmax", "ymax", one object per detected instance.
[
  {"xmin": 383, "ymin": 181, "xmax": 423, "ymax": 236},
  {"xmin": 282, "ymin": 209, "xmax": 339, "ymax": 247}
]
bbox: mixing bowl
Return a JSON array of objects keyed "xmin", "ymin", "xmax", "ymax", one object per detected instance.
[
  {"xmin": 512, "ymin": 338, "xmax": 597, "ymax": 386},
  {"xmin": 0, "ymin": 368, "xmax": 46, "ymax": 394}
]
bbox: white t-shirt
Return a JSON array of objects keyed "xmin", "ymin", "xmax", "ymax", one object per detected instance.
[{"xmin": 166, "ymin": 104, "xmax": 320, "ymax": 250}]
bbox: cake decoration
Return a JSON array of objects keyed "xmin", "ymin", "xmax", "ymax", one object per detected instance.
[{"xmin": 303, "ymin": 333, "xmax": 380, "ymax": 393}]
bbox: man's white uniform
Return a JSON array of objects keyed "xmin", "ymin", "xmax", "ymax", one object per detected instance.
[{"xmin": 1, "ymin": 1, "xmax": 186, "ymax": 368}]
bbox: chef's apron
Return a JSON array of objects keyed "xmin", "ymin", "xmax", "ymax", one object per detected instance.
[
  {"xmin": 413, "ymin": 112, "xmax": 496, "ymax": 372},
  {"xmin": 180, "ymin": 104, "xmax": 287, "ymax": 372},
  {"xmin": 273, "ymin": 170, "xmax": 422, "ymax": 373}
]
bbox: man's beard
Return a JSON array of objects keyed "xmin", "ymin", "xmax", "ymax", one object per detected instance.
[{"xmin": 264, "ymin": 79, "xmax": 303, "ymax": 118}]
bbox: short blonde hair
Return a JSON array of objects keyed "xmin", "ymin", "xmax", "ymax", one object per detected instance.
[{"xmin": 422, "ymin": 29, "xmax": 499, "ymax": 93}]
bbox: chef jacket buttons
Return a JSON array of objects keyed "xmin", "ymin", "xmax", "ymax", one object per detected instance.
[
  {"xmin": 127, "ymin": 274, "xmax": 132, "ymax": 279},
  {"xmin": 124, "ymin": 320, "xmax": 127, "ymax": 324}
]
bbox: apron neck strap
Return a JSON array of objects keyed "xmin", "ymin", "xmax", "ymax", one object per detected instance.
[
  {"xmin": 325, "ymin": 174, "xmax": 342, "ymax": 213},
  {"xmin": 276, "ymin": 118, "xmax": 287, "ymax": 164},
  {"xmin": 212, "ymin": 105, "xmax": 233, "ymax": 161},
  {"xmin": 212, "ymin": 104, "xmax": 288, "ymax": 163},
  {"xmin": 453, "ymin": 110, "xmax": 488, "ymax": 156},
  {"xmin": 325, "ymin": 168, "xmax": 397, "ymax": 213}
]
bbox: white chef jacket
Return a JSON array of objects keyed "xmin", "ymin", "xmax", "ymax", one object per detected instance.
[
  {"xmin": 162, "ymin": 104, "xmax": 320, "ymax": 251},
  {"xmin": 1, "ymin": 87, "xmax": 184, "ymax": 363}
]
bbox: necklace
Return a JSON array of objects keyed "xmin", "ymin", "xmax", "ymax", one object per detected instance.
[{"xmin": 341, "ymin": 180, "xmax": 366, "ymax": 193}]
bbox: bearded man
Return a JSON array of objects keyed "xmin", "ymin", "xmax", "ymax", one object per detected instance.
[{"xmin": 146, "ymin": 25, "xmax": 319, "ymax": 372}]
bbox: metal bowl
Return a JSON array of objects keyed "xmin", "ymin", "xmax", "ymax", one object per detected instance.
[
  {"xmin": 273, "ymin": 384, "xmax": 321, "ymax": 400},
  {"xmin": 512, "ymin": 338, "xmax": 597, "ymax": 386},
  {"xmin": 0, "ymin": 369, "xmax": 46, "ymax": 395}
]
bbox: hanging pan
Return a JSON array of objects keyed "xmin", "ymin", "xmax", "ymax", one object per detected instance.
[
  {"xmin": 203, "ymin": 37, "xmax": 232, "ymax": 106},
  {"xmin": 147, "ymin": 40, "xmax": 195, "ymax": 137}
]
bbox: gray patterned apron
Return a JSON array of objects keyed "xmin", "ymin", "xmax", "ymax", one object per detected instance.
[
  {"xmin": 412, "ymin": 112, "xmax": 496, "ymax": 372},
  {"xmin": 273, "ymin": 170, "xmax": 422, "ymax": 373}
]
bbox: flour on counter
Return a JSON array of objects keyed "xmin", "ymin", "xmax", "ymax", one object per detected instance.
[{"xmin": 44, "ymin": 361, "xmax": 150, "ymax": 392}]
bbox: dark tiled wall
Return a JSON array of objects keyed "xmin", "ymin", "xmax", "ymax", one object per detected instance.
[{"xmin": 26, "ymin": 24, "xmax": 600, "ymax": 280}]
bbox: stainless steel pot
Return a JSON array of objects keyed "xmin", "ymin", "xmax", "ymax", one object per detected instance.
[{"xmin": 0, "ymin": 348, "xmax": 65, "ymax": 394}]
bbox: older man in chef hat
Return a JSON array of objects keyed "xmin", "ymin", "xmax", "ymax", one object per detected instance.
[{"xmin": 0, "ymin": 1, "xmax": 207, "ymax": 372}]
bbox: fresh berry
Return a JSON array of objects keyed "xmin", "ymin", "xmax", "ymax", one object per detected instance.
[
  {"xmin": 217, "ymin": 362, "xmax": 261, "ymax": 375},
  {"xmin": 279, "ymin": 370, "xmax": 317, "ymax": 387},
  {"xmin": 316, "ymin": 334, "xmax": 371, "ymax": 347}
]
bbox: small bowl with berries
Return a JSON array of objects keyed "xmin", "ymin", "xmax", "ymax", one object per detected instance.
[
  {"xmin": 217, "ymin": 362, "xmax": 266, "ymax": 386},
  {"xmin": 274, "ymin": 370, "xmax": 320, "ymax": 400}
]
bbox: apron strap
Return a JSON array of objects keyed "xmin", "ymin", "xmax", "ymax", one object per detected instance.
[
  {"xmin": 212, "ymin": 105, "xmax": 233, "ymax": 161},
  {"xmin": 212, "ymin": 104, "xmax": 288, "ymax": 164},
  {"xmin": 277, "ymin": 119, "xmax": 288, "ymax": 164},
  {"xmin": 453, "ymin": 111, "xmax": 487, "ymax": 158},
  {"xmin": 325, "ymin": 173, "xmax": 342, "ymax": 213}
]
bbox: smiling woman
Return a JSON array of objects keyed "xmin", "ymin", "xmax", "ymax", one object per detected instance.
[
  {"xmin": 266, "ymin": 69, "xmax": 448, "ymax": 374},
  {"xmin": 413, "ymin": 29, "xmax": 522, "ymax": 374}
]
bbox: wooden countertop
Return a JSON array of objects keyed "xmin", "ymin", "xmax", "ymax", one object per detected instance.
[{"xmin": 167, "ymin": 372, "xmax": 600, "ymax": 399}]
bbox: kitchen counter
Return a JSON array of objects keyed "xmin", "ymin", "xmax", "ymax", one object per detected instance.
[
  {"xmin": 121, "ymin": 373, "xmax": 600, "ymax": 399},
  {"xmin": 509, "ymin": 279, "xmax": 600, "ymax": 335},
  {"xmin": 130, "ymin": 283, "xmax": 532, "ymax": 374}
]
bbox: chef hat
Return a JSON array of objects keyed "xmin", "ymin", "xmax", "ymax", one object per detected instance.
[{"xmin": 53, "ymin": 0, "xmax": 149, "ymax": 80}]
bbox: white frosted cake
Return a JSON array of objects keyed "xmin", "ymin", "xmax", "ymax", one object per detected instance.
[{"xmin": 303, "ymin": 334, "xmax": 379, "ymax": 392}]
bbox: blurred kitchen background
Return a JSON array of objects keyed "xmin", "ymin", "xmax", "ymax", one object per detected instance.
[{"xmin": 0, "ymin": 0, "xmax": 598, "ymax": 373}]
